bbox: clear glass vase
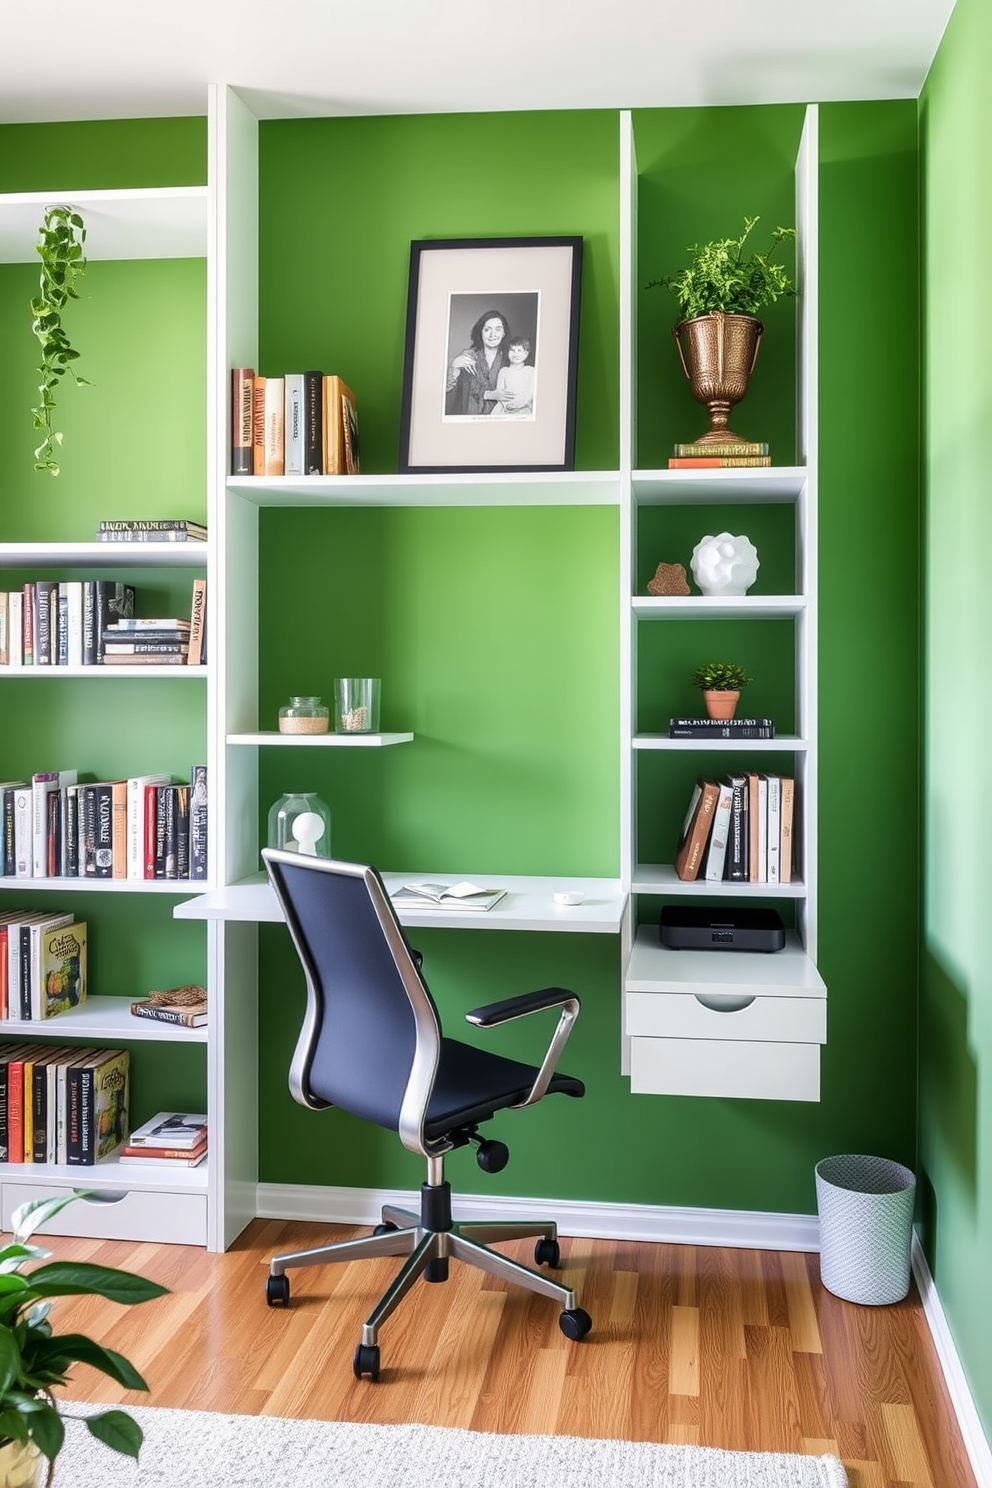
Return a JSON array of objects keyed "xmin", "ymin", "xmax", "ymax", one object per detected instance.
[
  {"xmin": 266, "ymin": 792, "xmax": 332, "ymax": 859},
  {"xmin": 278, "ymin": 695, "xmax": 330, "ymax": 734}
]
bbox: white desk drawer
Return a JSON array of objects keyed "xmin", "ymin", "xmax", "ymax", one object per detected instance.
[
  {"xmin": 626, "ymin": 990, "xmax": 826, "ymax": 1044},
  {"xmin": 630, "ymin": 1036, "xmax": 821, "ymax": 1102},
  {"xmin": 1, "ymin": 1181, "xmax": 208, "ymax": 1245}
]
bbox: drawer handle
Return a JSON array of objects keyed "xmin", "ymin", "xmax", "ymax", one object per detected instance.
[
  {"xmin": 694, "ymin": 994, "xmax": 757, "ymax": 1014},
  {"xmin": 72, "ymin": 1189, "xmax": 127, "ymax": 1206}
]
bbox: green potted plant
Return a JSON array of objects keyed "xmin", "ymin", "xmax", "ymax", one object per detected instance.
[
  {"xmin": 30, "ymin": 206, "xmax": 90, "ymax": 477},
  {"xmin": 690, "ymin": 660, "xmax": 753, "ymax": 720},
  {"xmin": 0, "ymin": 1193, "xmax": 168, "ymax": 1486},
  {"xmin": 647, "ymin": 216, "xmax": 796, "ymax": 446}
]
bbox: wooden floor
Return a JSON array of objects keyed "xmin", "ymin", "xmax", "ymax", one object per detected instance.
[{"xmin": 45, "ymin": 1218, "xmax": 975, "ymax": 1488}]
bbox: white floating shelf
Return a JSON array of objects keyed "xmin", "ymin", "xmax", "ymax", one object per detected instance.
[
  {"xmin": 227, "ymin": 731, "xmax": 413, "ymax": 747},
  {"xmin": 626, "ymin": 925, "xmax": 826, "ymax": 998},
  {"xmin": 0, "ymin": 187, "xmax": 208, "ymax": 263},
  {"xmin": 633, "ymin": 469, "xmax": 807, "ymax": 504},
  {"xmin": 632, "ymin": 594, "xmax": 805, "ymax": 620},
  {"xmin": 0, "ymin": 541, "xmax": 208, "ymax": 569},
  {"xmin": 633, "ymin": 734, "xmax": 807, "ymax": 751},
  {"xmin": 0, "ymin": 876, "xmax": 212, "ymax": 893},
  {"xmin": 228, "ymin": 471, "xmax": 621, "ymax": 508},
  {"xmin": 3, "ymin": 995, "xmax": 208, "ymax": 1043},
  {"xmin": 632, "ymin": 864, "xmax": 807, "ymax": 898}
]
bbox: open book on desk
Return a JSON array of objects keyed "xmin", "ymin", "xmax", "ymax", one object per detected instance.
[{"xmin": 389, "ymin": 881, "xmax": 507, "ymax": 913}]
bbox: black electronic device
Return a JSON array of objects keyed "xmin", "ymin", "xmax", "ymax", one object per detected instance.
[{"xmin": 659, "ymin": 905, "xmax": 786, "ymax": 953}]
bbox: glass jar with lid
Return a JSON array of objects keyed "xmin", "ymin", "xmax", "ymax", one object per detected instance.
[{"xmin": 278, "ymin": 695, "xmax": 330, "ymax": 735}]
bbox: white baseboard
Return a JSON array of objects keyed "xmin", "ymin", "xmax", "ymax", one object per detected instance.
[
  {"xmin": 911, "ymin": 1233, "xmax": 992, "ymax": 1488},
  {"xmin": 255, "ymin": 1181, "xmax": 820, "ymax": 1251}
]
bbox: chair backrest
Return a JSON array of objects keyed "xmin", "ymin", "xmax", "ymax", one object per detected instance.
[{"xmin": 262, "ymin": 849, "xmax": 442, "ymax": 1156}]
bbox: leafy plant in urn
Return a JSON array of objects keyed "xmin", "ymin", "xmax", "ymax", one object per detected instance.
[
  {"xmin": 0, "ymin": 1193, "xmax": 167, "ymax": 1485},
  {"xmin": 647, "ymin": 216, "xmax": 796, "ymax": 446}
]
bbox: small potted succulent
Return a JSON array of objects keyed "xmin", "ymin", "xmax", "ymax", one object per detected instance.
[
  {"xmin": 0, "ymin": 1193, "xmax": 168, "ymax": 1486},
  {"xmin": 690, "ymin": 661, "xmax": 753, "ymax": 720}
]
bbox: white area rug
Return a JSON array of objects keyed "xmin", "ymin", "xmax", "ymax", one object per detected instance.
[{"xmin": 53, "ymin": 1404, "xmax": 848, "ymax": 1487}]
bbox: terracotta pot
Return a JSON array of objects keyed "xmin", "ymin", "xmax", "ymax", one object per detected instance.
[
  {"xmin": 0, "ymin": 1439, "xmax": 42, "ymax": 1488},
  {"xmin": 702, "ymin": 689, "xmax": 740, "ymax": 720}
]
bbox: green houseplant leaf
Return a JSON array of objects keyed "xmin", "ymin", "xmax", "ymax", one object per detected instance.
[
  {"xmin": 30, "ymin": 206, "xmax": 91, "ymax": 476},
  {"xmin": 0, "ymin": 1193, "xmax": 168, "ymax": 1477},
  {"xmin": 648, "ymin": 216, "xmax": 797, "ymax": 321},
  {"xmin": 690, "ymin": 661, "xmax": 753, "ymax": 691}
]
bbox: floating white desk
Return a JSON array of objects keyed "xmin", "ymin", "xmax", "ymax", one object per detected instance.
[{"xmin": 174, "ymin": 871, "xmax": 626, "ymax": 934}]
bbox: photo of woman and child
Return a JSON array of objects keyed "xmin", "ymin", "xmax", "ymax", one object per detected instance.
[{"xmin": 444, "ymin": 301, "xmax": 537, "ymax": 420}]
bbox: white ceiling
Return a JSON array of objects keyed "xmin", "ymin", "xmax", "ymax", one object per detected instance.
[{"xmin": 0, "ymin": 0, "xmax": 956, "ymax": 124}]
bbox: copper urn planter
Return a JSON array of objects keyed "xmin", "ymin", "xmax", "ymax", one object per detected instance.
[{"xmin": 673, "ymin": 311, "xmax": 764, "ymax": 444}]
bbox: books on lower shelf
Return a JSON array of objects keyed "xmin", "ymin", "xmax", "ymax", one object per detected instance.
[
  {"xmin": 0, "ymin": 766, "xmax": 207, "ymax": 883},
  {"xmin": 0, "ymin": 911, "xmax": 87, "ymax": 1021},
  {"xmin": 389, "ymin": 881, "xmax": 507, "ymax": 912},
  {"xmin": 232, "ymin": 367, "xmax": 360, "ymax": 476},
  {"xmin": 673, "ymin": 774, "xmax": 796, "ymax": 884},
  {"xmin": 0, "ymin": 1044, "xmax": 128, "ymax": 1165},
  {"xmin": 131, "ymin": 983, "xmax": 207, "ymax": 1027}
]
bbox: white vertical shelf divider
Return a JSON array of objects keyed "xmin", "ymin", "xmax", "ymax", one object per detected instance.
[
  {"xmin": 206, "ymin": 82, "xmax": 261, "ymax": 1251},
  {"xmin": 618, "ymin": 111, "xmax": 637, "ymax": 1077}
]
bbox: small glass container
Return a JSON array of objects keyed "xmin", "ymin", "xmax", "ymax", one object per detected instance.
[
  {"xmin": 266, "ymin": 792, "xmax": 332, "ymax": 858},
  {"xmin": 334, "ymin": 677, "xmax": 381, "ymax": 734},
  {"xmin": 278, "ymin": 695, "xmax": 330, "ymax": 735}
]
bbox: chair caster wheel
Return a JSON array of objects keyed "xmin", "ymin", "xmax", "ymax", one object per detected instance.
[
  {"xmin": 559, "ymin": 1306, "xmax": 592, "ymax": 1342},
  {"xmin": 353, "ymin": 1343, "xmax": 381, "ymax": 1381},
  {"xmin": 534, "ymin": 1237, "xmax": 561, "ymax": 1268},
  {"xmin": 476, "ymin": 1139, "xmax": 509, "ymax": 1174},
  {"xmin": 265, "ymin": 1273, "xmax": 290, "ymax": 1307},
  {"xmin": 373, "ymin": 1222, "xmax": 398, "ymax": 1236}
]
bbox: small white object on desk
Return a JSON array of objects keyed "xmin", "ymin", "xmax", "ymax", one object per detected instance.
[{"xmin": 554, "ymin": 891, "xmax": 586, "ymax": 906}]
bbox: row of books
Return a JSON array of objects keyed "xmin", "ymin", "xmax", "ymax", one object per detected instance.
[
  {"xmin": 232, "ymin": 368, "xmax": 360, "ymax": 477},
  {"xmin": 120, "ymin": 1109, "xmax": 208, "ymax": 1168},
  {"xmin": 0, "ymin": 766, "xmax": 209, "ymax": 882},
  {"xmin": 675, "ymin": 773, "xmax": 796, "ymax": 884},
  {"xmin": 669, "ymin": 716, "xmax": 777, "ymax": 739},
  {"xmin": 95, "ymin": 518, "xmax": 207, "ymax": 544},
  {"xmin": 0, "ymin": 580, "xmax": 206, "ymax": 667},
  {"xmin": 0, "ymin": 1044, "xmax": 128, "ymax": 1165},
  {"xmin": 0, "ymin": 910, "xmax": 87, "ymax": 1022},
  {"xmin": 668, "ymin": 439, "xmax": 772, "ymax": 469}
]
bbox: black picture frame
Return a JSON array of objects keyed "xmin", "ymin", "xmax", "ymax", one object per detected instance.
[{"xmin": 398, "ymin": 235, "xmax": 583, "ymax": 474}]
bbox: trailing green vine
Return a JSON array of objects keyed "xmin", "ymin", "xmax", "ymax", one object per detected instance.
[{"xmin": 30, "ymin": 206, "xmax": 91, "ymax": 475}]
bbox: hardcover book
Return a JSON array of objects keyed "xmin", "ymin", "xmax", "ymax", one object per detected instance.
[
  {"xmin": 231, "ymin": 367, "xmax": 255, "ymax": 475},
  {"xmin": 128, "ymin": 1110, "xmax": 207, "ymax": 1148},
  {"xmin": 674, "ymin": 779, "xmax": 720, "ymax": 882},
  {"xmin": 40, "ymin": 919, "xmax": 87, "ymax": 1018},
  {"xmin": 130, "ymin": 982, "xmax": 207, "ymax": 1027}
]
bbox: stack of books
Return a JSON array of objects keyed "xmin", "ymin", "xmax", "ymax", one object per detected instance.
[
  {"xmin": 232, "ymin": 368, "xmax": 360, "ymax": 477},
  {"xmin": 0, "ymin": 909, "xmax": 87, "ymax": 1020},
  {"xmin": 119, "ymin": 1111, "xmax": 208, "ymax": 1168},
  {"xmin": 668, "ymin": 440, "xmax": 771, "ymax": 469},
  {"xmin": 669, "ymin": 716, "xmax": 776, "ymax": 740},
  {"xmin": 0, "ymin": 1044, "xmax": 128, "ymax": 1165},
  {"xmin": 95, "ymin": 519, "xmax": 207, "ymax": 544},
  {"xmin": 674, "ymin": 773, "xmax": 796, "ymax": 884}
]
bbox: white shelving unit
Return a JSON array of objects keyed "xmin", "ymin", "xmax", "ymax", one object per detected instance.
[
  {"xmin": 0, "ymin": 181, "xmax": 221, "ymax": 1247},
  {"xmin": 616, "ymin": 107, "xmax": 827, "ymax": 1103}
]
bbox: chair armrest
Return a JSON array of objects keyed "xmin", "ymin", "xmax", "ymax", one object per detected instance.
[{"xmin": 465, "ymin": 986, "xmax": 580, "ymax": 1107}]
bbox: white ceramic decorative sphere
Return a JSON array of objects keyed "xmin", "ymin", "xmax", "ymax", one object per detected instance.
[{"xmin": 690, "ymin": 532, "xmax": 760, "ymax": 597}]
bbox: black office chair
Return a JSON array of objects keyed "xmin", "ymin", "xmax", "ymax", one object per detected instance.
[{"xmin": 261, "ymin": 849, "xmax": 592, "ymax": 1380}]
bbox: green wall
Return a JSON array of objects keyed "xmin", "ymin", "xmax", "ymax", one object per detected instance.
[
  {"xmin": 0, "ymin": 100, "xmax": 923, "ymax": 1226},
  {"xmin": 254, "ymin": 105, "xmax": 922, "ymax": 1208},
  {"xmin": 919, "ymin": 0, "xmax": 992, "ymax": 1440}
]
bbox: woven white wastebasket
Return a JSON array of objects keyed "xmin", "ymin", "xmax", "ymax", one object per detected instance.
[{"xmin": 815, "ymin": 1154, "xmax": 916, "ymax": 1305}]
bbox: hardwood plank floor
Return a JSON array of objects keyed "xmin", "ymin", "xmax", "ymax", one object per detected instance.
[{"xmin": 40, "ymin": 1219, "xmax": 976, "ymax": 1488}]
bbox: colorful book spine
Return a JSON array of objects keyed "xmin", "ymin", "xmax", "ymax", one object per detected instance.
[
  {"xmin": 231, "ymin": 367, "xmax": 255, "ymax": 475},
  {"xmin": 668, "ymin": 456, "xmax": 772, "ymax": 468}
]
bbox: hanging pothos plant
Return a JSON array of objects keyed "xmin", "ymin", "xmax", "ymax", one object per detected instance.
[{"xmin": 30, "ymin": 205, "xmax": 91, "ymax": 475}]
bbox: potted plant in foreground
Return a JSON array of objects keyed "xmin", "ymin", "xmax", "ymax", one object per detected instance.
[
  {"xmin": 690, "ymin": 661, "xmax": 753, "ymax": 720},
  {"xmin": 0, "ymin": 1193, "xmax": 168, "ymax": 1487},
  {"xmin": 647, "ymin": 216, "xmax": 796, "ymax": 447}
]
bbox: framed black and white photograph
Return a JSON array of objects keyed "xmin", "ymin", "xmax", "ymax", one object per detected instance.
[{"xmin": 399, "ymin": 236, "xmax": 582, "ymax": 474}]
